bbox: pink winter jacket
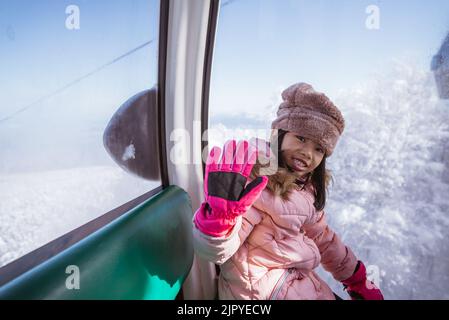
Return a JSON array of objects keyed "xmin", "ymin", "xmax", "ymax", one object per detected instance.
[{"xmin": 192, "ymin": 184, "xmax": 358, "ymax": 300}]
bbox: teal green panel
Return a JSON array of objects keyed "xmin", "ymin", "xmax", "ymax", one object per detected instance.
[{"xmin": 0, "ymin": 185, "xmax": 194, "ymax": 300}]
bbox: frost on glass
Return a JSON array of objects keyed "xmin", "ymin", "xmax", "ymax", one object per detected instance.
[{"xmin": 0, "ymin": 0, "xmax": 161, "ymax": 267}]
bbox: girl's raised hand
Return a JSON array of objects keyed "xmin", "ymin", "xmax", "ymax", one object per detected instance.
[{"xmin": 203, "ymin": 139, "xmax": 268, "ymax": 219}]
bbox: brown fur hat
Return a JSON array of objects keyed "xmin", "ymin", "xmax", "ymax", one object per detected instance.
[{"xmin": 271, "ymin": 83, "xmax": 345, "ymax": 156}]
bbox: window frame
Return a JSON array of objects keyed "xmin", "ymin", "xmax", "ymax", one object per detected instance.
[
  {"xmin": 0, "ymin": 0, "xmax": 170, "ymax": 287},
  {"xmin": 201, "ymin": 0, "xmax": 220, "ymax": 179}
]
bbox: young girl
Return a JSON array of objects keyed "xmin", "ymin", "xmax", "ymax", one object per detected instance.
[{"xmin": 192, "ymin": 83, "xmax": 384, "ymax": 300}]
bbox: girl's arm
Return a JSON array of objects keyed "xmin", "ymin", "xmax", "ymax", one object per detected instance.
[
  {"xmin": 303, "ymin": 211, "xmax": 384, "ymax": 300},
  {"xmin": 302, "ymin": 212, "xmax": 358, "ymax": 281},
  {"xmin": 192, "ymin": 139, "xmax": 267, "ymax": 265},
  {"xmin": 192, "ymin": 204, "xmax": 262, "ymax": 265}
]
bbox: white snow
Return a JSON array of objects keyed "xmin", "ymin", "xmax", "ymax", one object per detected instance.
[
  {"xmin": 0, "ymin": 166, "xmax": 158, "ymax": 268},
  {"xmin": 121, "ymin": 144, "xmax": 136, "ymax": 161}
]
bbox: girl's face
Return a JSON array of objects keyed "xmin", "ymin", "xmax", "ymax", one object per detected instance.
[{"xmin": 280, "ymin": 132, "xmax": 325, "ymax": 177}]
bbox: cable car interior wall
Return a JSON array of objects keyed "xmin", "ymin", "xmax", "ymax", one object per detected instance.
[{"xmin": 0, "ymin": 0, "xmax": 448, "ymax": 300}]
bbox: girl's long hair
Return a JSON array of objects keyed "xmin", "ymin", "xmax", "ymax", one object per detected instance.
[{"xmin": 250, "ymin": 129, "xmax": 332, "ymax": 211}]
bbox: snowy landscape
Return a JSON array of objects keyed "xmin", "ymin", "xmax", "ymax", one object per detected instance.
[
  {"xmin": 0, "ymin": 166, "xmax": 159, "ymax": 268},
  {"xmin": 208, "ymin": 62, "xmax": 449, "ymax": 300}
]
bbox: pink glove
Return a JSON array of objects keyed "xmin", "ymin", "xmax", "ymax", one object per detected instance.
[
  {"xmin": 194, "ymin": 140, "xmax": 268, "ymax": 237},
  {"xmin": 342, "ymin": 261, "xmax": 384, "ymax": 300}
]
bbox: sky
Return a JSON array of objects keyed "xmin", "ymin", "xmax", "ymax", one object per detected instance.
[
  {"xmin": 0, "ymin": 0, "xmax": 159, "ymax": 120},
  {"xmin": 1, "ymin": 0, "xmax": 449, "ymax": 125},
  {"xmin": 0, "ymin": 0, "xmax": 159, "ymax": 173},
  {"xmin": 210, "ymin": 0, "xmax": 449, "ymax": 117}
]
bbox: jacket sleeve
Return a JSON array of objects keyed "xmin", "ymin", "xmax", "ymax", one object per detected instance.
[
  {"xmin": 302, "ymin": 211, "xmax": 358, "ymax": 281},
  {"xmin": 192, "ymin": 205, "xmax": 263, "ymax": 265}
]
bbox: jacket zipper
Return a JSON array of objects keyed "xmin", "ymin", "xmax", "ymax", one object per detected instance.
[{"xmin": 270, "ymin": 268, "xmax": 294, "ymax": 300}]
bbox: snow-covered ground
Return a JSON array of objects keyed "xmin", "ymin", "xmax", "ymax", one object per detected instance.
[
  {"xmin": 321, "ymin": 63, "xmax": 449, "ymax": 300},
  {"xmin": 209, "ymin": 62, "xmax": 449, "ymax": 299},
  {"xmin": 0, "ymin": 166, "xmax": 158, "ymax": 267}
]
